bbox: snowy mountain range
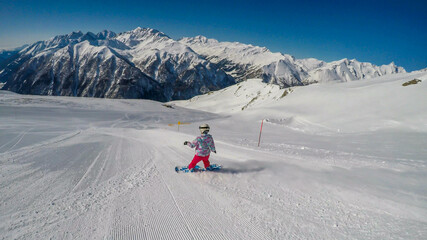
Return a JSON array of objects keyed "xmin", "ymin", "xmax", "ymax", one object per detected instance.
[
  {"xmin": 179, "ymin": 36, "xmax": 405, "ymax": 87},
  {"xmin": 0, "ymin": 28, "xmax": 233, "ymax": 101},
  {"xmin": 0, "ymin": 27, "xmax": 406, "ymax": 100}
]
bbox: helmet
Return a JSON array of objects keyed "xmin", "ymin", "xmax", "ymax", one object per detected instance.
[{"xmin": 199, "ymin": 124, "xmax": 210, "ymax": 134}]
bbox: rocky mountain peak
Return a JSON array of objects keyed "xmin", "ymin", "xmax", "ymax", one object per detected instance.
[
  {"xmin": 67, "ymin": 31, "xmax": 84, "ymax": 39},
  {"xmin": 96, "ymin": 30, "xmax": 117, "ymax": 40},
  {"xmin": 126, "ymin": 27, "xmax": 169, "ymax": 40}
]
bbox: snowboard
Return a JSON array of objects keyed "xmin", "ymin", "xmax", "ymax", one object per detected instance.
[{"xmin": 175, "ymin": 164, "xmax": 222, "ymax": 173}]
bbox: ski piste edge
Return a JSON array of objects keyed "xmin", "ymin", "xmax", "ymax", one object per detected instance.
[{"xmin": 175, "ymin": 164, "xmax": 222, "ymax": 173}]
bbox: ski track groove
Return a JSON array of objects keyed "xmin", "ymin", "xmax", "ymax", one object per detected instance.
[
  {"xmin": 0, "ymin": 132, "xmax": 22, "ymax": 151},
  {"xmin": 72, "ymin": 151, "xmax": 103, "ymax": 192},
  {"xmin": 92, "ymin": 144, "xmax": 112, "ymax": 188},
  {"xmin": 6, "ymin": 128, "xmax": 33, "ymax": 152},
  {"xmin": 0, "ymin": 128, "xmax": 31, "ymax": 152}
]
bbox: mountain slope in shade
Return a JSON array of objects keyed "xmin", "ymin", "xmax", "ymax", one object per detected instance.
[
  {"xmin": 0, "ymin": 32, "xmax": 166, "ymax": 100},
  {"xmin": 0, "ymin": 28, "xmax": 234, "ymax": 101},
  {"xmin": 0, "ymin": 45, "xmax": 29, "ymax": 72}
]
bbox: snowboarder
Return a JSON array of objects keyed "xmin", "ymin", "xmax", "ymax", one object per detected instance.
[{"xmin": 184, "ymin": 123, "xmax": 216, "ymax": 171}]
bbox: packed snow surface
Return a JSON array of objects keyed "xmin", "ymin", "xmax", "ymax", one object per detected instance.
[{"xmin": 1, "ymin": 72, "xmax": 426, "ymax": 239}]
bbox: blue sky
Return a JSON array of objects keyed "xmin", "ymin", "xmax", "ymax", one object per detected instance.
[{"xmin": 0, "ymin": 0, "xmax": 426, "ymax": 71}]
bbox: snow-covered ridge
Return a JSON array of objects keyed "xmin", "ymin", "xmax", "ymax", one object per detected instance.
[
  {"xmin": 115, "ymin": 27, "xmax": 170, "ymax": 47},
  {"xmin": 179, "ymin": 35, "xmax": 287, "ymax": 66},
  {"xmin": 306, "ymin": 58, "xmax": 406, "ymax": 83},
  {"xmin": 180, "ymin": 35, "xmax": 406, "ymax": 86},
  {"xmin": 179, "ymin": 35, "xmax": 303, "ymax": 86}
]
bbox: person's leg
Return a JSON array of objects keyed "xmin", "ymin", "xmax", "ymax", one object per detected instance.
[
  {"xmin": 201, "ymin": 155, "xmax": 210, "ymax": 168},
  {"xmin": 188, "ymin": 155, "xmax": 202, "ymax": 169}
]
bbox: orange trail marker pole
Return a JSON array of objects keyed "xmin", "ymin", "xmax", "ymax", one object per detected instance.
[{"xmin": 258, "ymin": 119, "xmax": 264, "ymax": 147}]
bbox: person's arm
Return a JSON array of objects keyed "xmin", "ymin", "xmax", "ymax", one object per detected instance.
[
  {"xmin": 184, "ymin": 137, "xmax": 199, "ymax": 148},
  {"xmin": 209, "ymin": 136, "xmax": 216, "ymax": 153}
]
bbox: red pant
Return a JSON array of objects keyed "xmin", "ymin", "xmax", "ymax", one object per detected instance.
[{"xmin": 188, "ymin": 155, "xmax": 210, "ymax": 169}]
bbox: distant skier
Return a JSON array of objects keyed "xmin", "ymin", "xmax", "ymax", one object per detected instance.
[{"xmin": 184, "ymin": 124, "xmax": 216, "ymax": 171}]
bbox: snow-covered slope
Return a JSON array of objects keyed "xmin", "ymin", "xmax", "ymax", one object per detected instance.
[
  {"xmin": 174, "ymin": 71, "xmax": 427, "ymax": 134},
  {"xmin": 1, "ymin": 71, "xmax": 426, "ymax": 239}
]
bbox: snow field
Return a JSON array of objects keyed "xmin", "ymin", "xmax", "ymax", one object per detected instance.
[{"xmin": 1, "ymin": 71, "xmax": 427, "ymax": 239}]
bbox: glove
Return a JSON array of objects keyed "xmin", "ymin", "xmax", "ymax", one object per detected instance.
[
  {"xmin": 184, "ymin": 141, "xmax": 189, "ymax": 145},
  {"xmin": 213, "ymin": 150, "xmax": 217, "ymax": 154}
]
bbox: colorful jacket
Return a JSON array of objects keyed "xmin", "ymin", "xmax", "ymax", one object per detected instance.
[{"xmin": 188, "ymin": 133, "xmax": 216, "ymax": 156}]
